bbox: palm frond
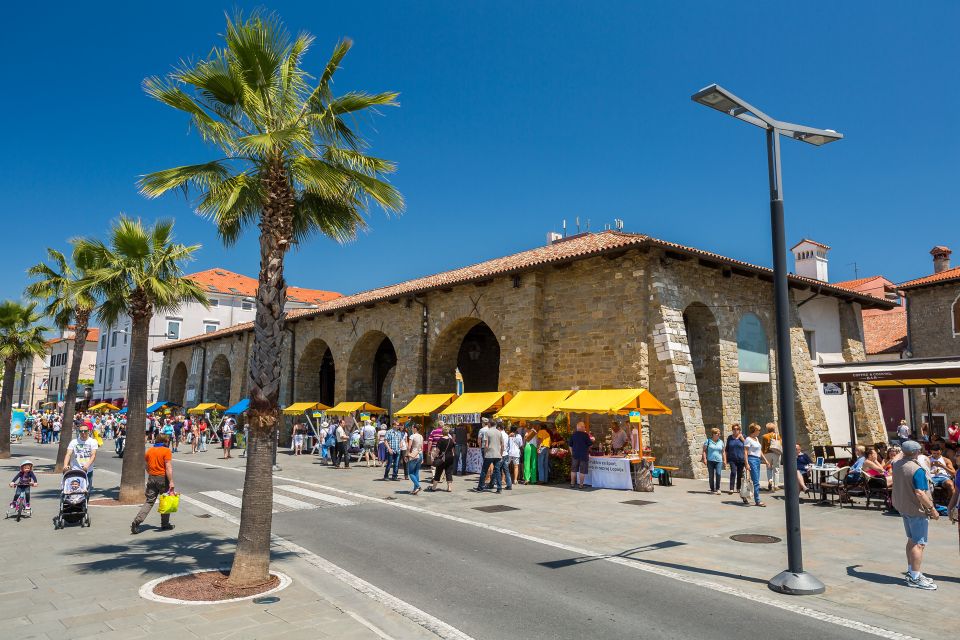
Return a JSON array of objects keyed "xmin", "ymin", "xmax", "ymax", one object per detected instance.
[{"xmin": 139, "ymin": 161, "xmax": 233, "ymax": 198}]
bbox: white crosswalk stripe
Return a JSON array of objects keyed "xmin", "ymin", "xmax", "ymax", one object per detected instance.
[
  {"xmin": 270, "ymin": 493, "xmax": 316, "ymax": 510},
  {"xmin": 200, "ymin": 490, "xmax": 247, "ymax": 510},
  {"xmin": 275, "ymin": 484, "xmax": 356, "ymax": 506}
]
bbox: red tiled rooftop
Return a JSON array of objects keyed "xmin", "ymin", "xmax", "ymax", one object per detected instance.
[
  {"xmin": 187, "ymin": 268, "xmax": 341, "ymax": 305},
  {"xmin": 862, "ymin": 308, "xmax": 907, "ymax": 355},
  {"xmin": 157, "ymin": 231, "xmax": 895, "ymax": 352},
  {"xmin": 899, "ymin": 265, "xmax": 960, "ymax": 290},
  {"xmin": 791, "ymin": 238, "xmax": 831, "ymax": 251}
]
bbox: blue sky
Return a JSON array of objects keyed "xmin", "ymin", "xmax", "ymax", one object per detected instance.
[{"xmin": 2, "ymin": 2, "xmax": 957, "ymax": 311}]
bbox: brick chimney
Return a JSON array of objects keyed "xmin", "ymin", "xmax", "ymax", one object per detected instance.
[{"xmin": 931, "ymin": 245, "xmax": 952, "ymax": 273}]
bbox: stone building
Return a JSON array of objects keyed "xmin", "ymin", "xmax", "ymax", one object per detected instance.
[
  {"xmin": 155, "ymin": 231, "xmax": 892, "ymax": 477},
  {"xmin": 900, "ymin": 245, "xmax": 960, "ymax": 436}
]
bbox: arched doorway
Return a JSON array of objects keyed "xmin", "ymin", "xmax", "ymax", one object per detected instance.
[
  {"xmin": 737, "ymin": 312, "xmax": 773, "ymax": 426},
  {"xmin": 206, "ymin": 355, "xmax": 232, "ymax": 407},
  {"xmin": 429, "ymin": 318, "xmax": 500, "ymax": 393},
  {"xmin": 169, "ymin": 362, "xmax": 187, "ymax": 407},
  {"xmin": 296, "ymin": 338, "xmax": 336, "ymax": 407},
  {"xmin": 683, "ymin": 302, "xmax": 721, "ymax": 435},
  {"xmin": 347, "ymin": 331, "xmax": 397, "ymax": 409}
]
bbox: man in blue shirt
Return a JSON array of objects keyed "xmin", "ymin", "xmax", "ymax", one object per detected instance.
[
  {"xmin": 892, "ymin": 441, "xmax": 940, "ymax": 590},
  {"xmin": 568, "ymin": 422, "xmax": 592, "ymax": 489}
]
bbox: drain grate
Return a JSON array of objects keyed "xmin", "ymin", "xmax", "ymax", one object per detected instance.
[
  {"xmin": 730, "ymin": 534, "xmax": 781, "ymax": 544},
  {"xmin": 621, "ymin": 499, "xmax": 656, "ymax": 507},
  {"xmin": 473, "ymin": 504, "xmax": 519, "ymax": 513},
  {"xmin": 194, "ymin": 514, "xmax": 213, "ymax": 518}
]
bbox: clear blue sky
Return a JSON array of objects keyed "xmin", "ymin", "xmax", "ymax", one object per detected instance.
[{"xmin": 2, "ymin": 2, "xmax": 957, "ymax": 310}]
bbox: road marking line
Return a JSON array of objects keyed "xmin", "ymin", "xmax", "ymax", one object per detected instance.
[
  {"xmin": 271, "ymin": 493, "xmax": 316, "ymax": 511},
  {"xmin": 346, "ymin": 611, "xmax": 395, "ymax": 640},
  {"xmin": 180, "ymin": 494, "xmax": 473, "ymax": 640},
  {"xmin": 276, "ymin": 484, "xmax": 356, "ymax": 506},
  {"xmin": 177, "ymin": 458, "xmax": 918, "ymax": 640},
  {"xmin": 199, "ymin": 490, "xmax": 247, "ymax": 510}
]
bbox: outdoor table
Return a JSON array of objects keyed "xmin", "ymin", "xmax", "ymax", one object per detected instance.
[{"xmin": 806, "ymin": 465, "xmax": 838, "ymax": 503}]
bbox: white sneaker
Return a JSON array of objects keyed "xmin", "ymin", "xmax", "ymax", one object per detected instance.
[{"xmin": 906, "ymin": 574, "xmax": 937, "ymax": 590}]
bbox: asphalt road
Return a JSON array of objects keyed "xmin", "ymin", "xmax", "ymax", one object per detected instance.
[{"xmin": 21, "ymin": 441, "xmax": 880, "ymax": 640}]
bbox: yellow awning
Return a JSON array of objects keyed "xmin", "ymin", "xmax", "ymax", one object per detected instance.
[
  {"xmin": 327, "ymin": 401, "xmax": 387, "ymax": 416},
  {"xmin": 395, "ymin": 394, "xmax": 457, "ymax": 417},
  {"xmin": 554, "ymin": 388, "xmax": 672, "ymax": 416},
  {"xmin": 440, "ymin": 392, "xmax": 512, "ymax": 416},
  {"xmin": 87, "ymin": 402, "xmax": 120, "ymax": 412},
  {"xmin": 187, "ymin": 402, "xmax": 226, "ymax": 414},
  {"xmin": 282, "ymin": 401, "xmax": 331, "ymax": 415},
  {"xmin": 494, "ymin": 390, "xmax": 574, "ymax": 421}
]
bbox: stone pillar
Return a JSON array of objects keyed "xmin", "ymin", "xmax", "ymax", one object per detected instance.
[
  {"xmin": 838, "ymin": 302, "xmax": 887, "ymax": 443},
  {"xmin": 786, "ymin": 297, "xmax": 830, "ymax": 449}
]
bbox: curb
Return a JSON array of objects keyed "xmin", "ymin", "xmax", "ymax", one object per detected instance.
[{"xmin": 139, "ymin": 569, "xmax": 292, "ymax": 606}]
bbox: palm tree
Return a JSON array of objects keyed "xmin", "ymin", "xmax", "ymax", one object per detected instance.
[
  {"xmin": 140, "ymin": 12, "xmax": 403, "ymax": 586},
  {"xmin": 26, "ymin": 248, "xmax": 97, "ymax": 472},
  {"xmin": 75, "ymin": 216, "xmax": 206, "ymax": 503},
  {"xmin": 0, "ymin": 301, "xmax": 48, "ymax": 458}
]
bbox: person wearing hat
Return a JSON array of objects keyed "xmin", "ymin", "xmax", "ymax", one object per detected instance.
[
  {"xmin": 64, "ymin": 424, "xmax": 98, "ymax": 490},
  {"xmin": 9, "ymin": 460, "xmax": 38, "ymax": 511},
  {"xmin": 892, "ymin": 440, "xmax": 940, "ymax": 590}
]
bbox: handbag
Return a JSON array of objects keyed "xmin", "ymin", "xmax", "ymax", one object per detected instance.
[
  {"xmin": 768, "ymin": 435, "xmax": 782, "ymax": 455},
  {"xmin": 158, "ymin": 492, "xmax": 180, "ymax": 514},
  {"xmin": 740, "ymin": 475, "xmax": 753, "ymax": 500}
]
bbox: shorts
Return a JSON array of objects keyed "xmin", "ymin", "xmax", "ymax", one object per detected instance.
[
  {"xmin": 931, "ymin": 476, "xmax": 949, "ymax": 487},
  {"xmin": 901, "ymin": 515, "xmax": 929, "ymax": 545},
  {"xmin": 293, "ymin": 435, "xmax": 304, "ymax": 445},
  {"xmin": 363, "ymin": 439, "xmax": 376, "ymax": 452},
  {"xmin": 571, "ymin": 456, "xmax": 589, "ymax": 475},
  {"xmin": 509, "ymin": 455, "xmax": 520, "ymax": 465}
]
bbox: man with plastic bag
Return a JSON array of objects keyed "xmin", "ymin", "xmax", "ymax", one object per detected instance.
[{"xmin": 131, "ymin": 433, "xmax": 176, "ymax": 534}]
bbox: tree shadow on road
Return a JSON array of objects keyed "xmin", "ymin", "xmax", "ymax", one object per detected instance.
[{"xmin": 69, "ymin": 531, "xmax": 294, "ymax": 579}]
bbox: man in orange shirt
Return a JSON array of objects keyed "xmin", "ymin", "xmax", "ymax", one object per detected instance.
[{"xmin": 131, "ymin": 434, "xmax": 176, "ymax": 534}]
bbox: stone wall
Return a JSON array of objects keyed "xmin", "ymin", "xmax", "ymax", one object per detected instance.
[
  {"xmin": 837, "ymin": 301, "xmax": 887, "ymax": 443},
  {"xmin": 906, "ymin": 283, "xmax": 960, "ymax": 433}
]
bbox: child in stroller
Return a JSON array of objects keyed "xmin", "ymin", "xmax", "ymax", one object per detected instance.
[
  {"xmin": 8, "ymin": 460, "xmax": 38, "ymax": 518},
  {"xmin": 54, "ymin": 469, "xmax": 90, "ymax": 529}
]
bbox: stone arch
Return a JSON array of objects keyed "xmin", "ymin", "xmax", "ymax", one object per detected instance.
[
  {"xmin": 347, "ymin": 331, "xmax": 397, "ymax": 408},
  {"xmin": 429, "ymin": 318, "xmax": 501, "ymax": 393},
  {"xmin": 206, "ymin": 355, "xmax": 232, "ymax": 407},
  {"xmin": 737, "ymin": 312, "xmax": 773, "ymax": 426},
  {"xmin": 169, "ymin": 362, "xmax": 188, "ymax": 407},
  {"xmin": 683, "ymin": 302, "xmax": 722, "ymax": 435},
  {"xmin": 296, "ymin": 338, "xmax": 336, "ymax": 407}
]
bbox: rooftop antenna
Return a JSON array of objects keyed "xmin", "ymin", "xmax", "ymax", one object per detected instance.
[
  {"xmin": 586, "ymin": 218, "xmax": 591, "ymax": 232},
  {"xmin": 847, "ymin": 262, "xmax": 860, "ymax": 279},
  {"xmin": 615, "ymin": 218, "xmax": 624, "ymax": 231},
  {"xmin": 575, "ymin": 217, "xmax": 580, "ymax": 234},
  {"xmin": 562, "ymin": 219, "xmax": 567, "ymax": 237}
]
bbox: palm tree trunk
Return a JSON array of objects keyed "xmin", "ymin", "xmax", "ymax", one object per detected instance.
[
  {"xmin": 55, "ymin": 309, "xmax": 90, "ymax": 473},
  {"xmin": 227, "ymin": 159, "xmax": 293, "ymax": 587},
  {"xmin": 0, "ymin": 356, "xmax": 16, "ymax": 458},
  {"xmin": 118, "ymin": 304, "xmax": 150, "ymax": 503}
]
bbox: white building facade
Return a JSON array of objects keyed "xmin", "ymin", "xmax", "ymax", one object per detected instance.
[{"xmin": 46, "ymin": 327, "xmax": 100, "ymax": 407}]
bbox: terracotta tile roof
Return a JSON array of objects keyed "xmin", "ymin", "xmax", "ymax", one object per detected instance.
[
  {"xmin": 899, "ymin": 265, "xmax": 960, "ymax": 290},
  {"xmin": 834, "ymin": 276, "xmax": 885, "ymax": 291},
  {"xmin": 862, "ymin": 307, "xmax": 907, "ymax": 355},
  {"xmin": 86, "ymin": 328, "xmax": 100, "ymax": 343},
  {"xmin": 186, "ymin": 268, "xmax": 341, "ymax": 305},
  {"xmin": 791, "ymin": 238, "xmax": 831, "ymax": 250},
  {"xmin": 157, "ymin": 231, "xmax": 895, "ymax": 352}
]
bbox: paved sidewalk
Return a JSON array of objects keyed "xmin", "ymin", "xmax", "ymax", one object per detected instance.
[
  {"xmin": 187, "ymin": 448, "xmax": 959, "ymax": 639},
  {"xmin": 0, "ymin": 454, "xmax": 437, "ymax": 640}
]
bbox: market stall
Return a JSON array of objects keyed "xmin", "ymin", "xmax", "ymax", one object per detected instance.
[
  {"xmin": 555, "ymin": 388, "xmax": 671, "ymax": 490},
  {"xmin": 326, "ymin": 401, "xmax": 387, "ymax": 417},
  {"xmin": 281, "ymin": 401, "xmax": 331, "ymax": 451},
  {"xmin": 224, "ymin": 399, "xmax": 250, "ymax": 451},
  {"xmin": 87, "ymin": 402, "xmax": 120, "ymax": 413},
  {"xmin": 440, "ymin": 392, "xmax": 513, "ymax": 472},
  {"xmin": 187, "ymin": 402, "xmax": 227, "ymax": 443}
]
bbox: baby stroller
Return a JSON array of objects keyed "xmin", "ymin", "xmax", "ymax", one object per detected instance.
[{"xmin": 54, "ymin": 469, "xmax": 90, "ymax": 529}]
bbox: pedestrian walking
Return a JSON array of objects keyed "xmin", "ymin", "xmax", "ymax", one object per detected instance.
[
  {"xmin": 131, "ymin": 434, "xmax": 175, "ymax": 534},
  {"xmin": 407, "ymin": 424, "xmax": 424, "ymax": 495},
  {"xmin": 360, "ymin": 420, "xmax": 377, "ymax": 466},
  {"xmin": 292, "ymin": 422, "xmax": 305, "ymax": 456},
  {"xmin": 454, "ymin": 423, "xmax": 470, "ymax": 475},
  {"xmin": 744, "ymin": 424, "xmax": 767, "ymax": 507},
  {"xmin": 702, "ymin": 428, "xmax": 725, "ymax": 494},
  {"xmin": 568, "ymin": 421, "xmax": 591, "ymax": 489},
  {"xmin": 399, "ymin": 423, "xmax": 410, "ymax": 480},
  {"xmin": 892, "ymin": 440, "xmax": 940, "ymax": 590},
  {"xmin": 63, "ymin": 425, "xmax": 98, "ymax": 491},
  {"xmin": 761, "ymin": 422, "xmax": 782, "ymax": 490},
  {"xmin": 522, "ymin": 428, "xmax": 538, "ymax": 484},
  {"xmin": 383, "ymin": 422, "xmax": 402, "ymax": 479},
  {"xmin": 492, "ymin": 421, "xmax": 513, "ymax": 490},
  {"xmin": 222, "ymin": 418, "xmax": 235, "ymax": 459},
  {"xmin": 507, "ymin": 426, "xmax": 523, "ymax": 487},
  {"xmin": 536, "ymin": 422, "xmax": 552, "ymax": 483},
  {"xmin": 334, "ymin": 420, "xmax": 350, "ymax": 469},
  {"xmin": 896, "ymin": 419, "xmax": 911, "ymax": 443},
  {"xmin": 476, "ymin": 418, "xmax": 504, "ymax": 493},
  {"xmin": 429, "ymin": 426, "xmax": 456, "ymax": 492}
]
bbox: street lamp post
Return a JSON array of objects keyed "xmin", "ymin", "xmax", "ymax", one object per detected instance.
[{"xmin": 692, "ymin": 84, "xmax": 841, "ymax": 596}]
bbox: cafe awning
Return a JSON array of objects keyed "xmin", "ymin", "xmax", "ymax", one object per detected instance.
[
  {"xmin": 395, "ymin": 393, "xmax": 456, "ymax": 417},
  {"xmin": 282, "ymin": 401, "xmax": 331, "ymax": 415},
  {"xmin": 495, "ymin": 390, "xmax": 575, "ymax": 421},
  {"xmin": 146, "ymin": 400, "xmax": 175, "ymax": 413},
  {"xmin": 440, "ymin": 392, "xmax": 513, "ymax": 417},
  {"xmin": 326, "ymin": 401, "xmax": 387, "ymax": 416},
  {"xmin": 224, "ymin": 399, "xmax": 250, "ymax": 415},
  {"xmin": 87, "ymin": 402, "xmax": 120, "ymax": 412},
  {"xmin": 187, "ymin": 402, "xmax": 226, "ymax": 414},
  {"xmin": 817, "ymin": 357, "xmax": 960, "ymax": 389},
  {"xmin": 554, "ymin": 388, "xmax": 672, "ymax": 416}
]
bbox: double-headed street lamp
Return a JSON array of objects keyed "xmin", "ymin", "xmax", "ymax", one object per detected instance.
[{"xmin": 692, "ymin": 84, "xmax": 842, "ymax": 596}]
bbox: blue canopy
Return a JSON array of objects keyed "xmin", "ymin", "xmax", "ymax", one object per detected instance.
[
  {"xmin": 146, "ymin": 400, "xmax": 173, "ymax": 413},
  {"xmin": 118, "ymin": 407, "xmax": 128, "ymax": 415},
  {"xmin": 224, "ymin": 398, "xmax": 250, "ymax": 415}
]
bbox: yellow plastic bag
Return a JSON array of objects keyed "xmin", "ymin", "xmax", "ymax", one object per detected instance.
[
  {"xmin": 158, "ymin": 492, "xmax": 180, "ymax": 514},
  {"xmin": 94, "ymin": 431, "xmax": 103, "ymax": 447}
]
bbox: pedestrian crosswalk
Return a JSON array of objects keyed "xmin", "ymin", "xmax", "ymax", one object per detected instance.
[{"xmin": 198, "ymin": 484, "xmax": 354, "ymax": 515}]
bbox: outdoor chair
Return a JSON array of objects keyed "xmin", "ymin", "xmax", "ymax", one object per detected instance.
[
  {"xmin": 820, "ymin": 466, "xmax": 851, "ymax": 507},
  {"xmin": 863, "ymin": 476, "xmax": 891, "ymax": 510}
]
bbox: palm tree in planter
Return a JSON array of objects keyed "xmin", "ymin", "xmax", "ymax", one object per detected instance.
[
  {"xmin": 0, "ymin": 301, "xmax": 48, "ymax": 458},
  {"xmin": 26, "ymin": 248, "xmax": 97, "ymax": 472},
  {"xmin": 139, "ymin": 12, "xmax": 403, "ymax": 586},
  {"xmin": 75, "ymin": 216, "xmax": 206, "ymax": 503}
]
